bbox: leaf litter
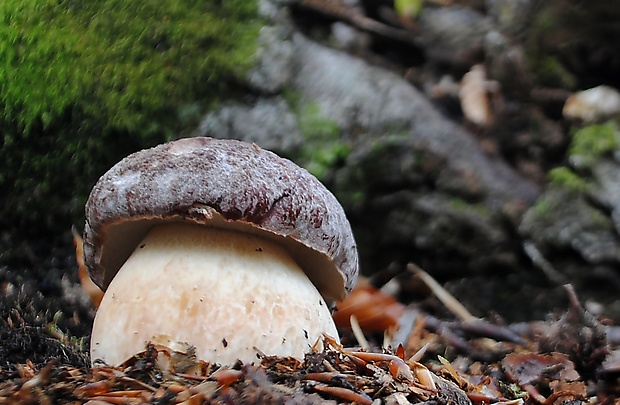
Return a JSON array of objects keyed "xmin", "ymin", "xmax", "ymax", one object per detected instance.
[{"xmin": 2, "ymin": 264, "xmax": 619, "ymax": 404}]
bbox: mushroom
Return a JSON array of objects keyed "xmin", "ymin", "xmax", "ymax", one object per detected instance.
[{"xmin": 84, "ymin": 137, "xmax": 359, "ymax": 366}]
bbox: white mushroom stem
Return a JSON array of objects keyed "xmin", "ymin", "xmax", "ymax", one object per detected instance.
[{"xmin": 90, "ymin": 222, "xmax": 339, "ymax": 366}]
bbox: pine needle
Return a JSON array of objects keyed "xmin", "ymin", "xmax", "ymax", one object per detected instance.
[
  {"xmin": 407, "ymin": 263, "xmax": 477, "ymax": 322},
  {"xmin": 349, "ymin": 315, "xmax": 370, "ymax": 350}
]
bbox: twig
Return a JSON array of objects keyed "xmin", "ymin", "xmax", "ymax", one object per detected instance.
[
  {"xmin": 407, "ymin": 263, "xmax": 477, "ymax": 322},
  {"xmin": 458, "ymin": 320, "xmax": 526, "ymax": 345},
  {"xmin": 563, "ymin": 283, "xmax": 584, "ymax": 311},
  {"xmin": 299, "ymin": 0, "xmax": 419, "ymax": 46},
  {"xmin": 523, "ymin": 241, "xmax": 567, "ymax": 285}
]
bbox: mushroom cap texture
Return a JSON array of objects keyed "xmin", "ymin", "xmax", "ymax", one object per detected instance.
[{"xmin": 83, "ymin": 137, "xmax": 358, "ymax": 301}]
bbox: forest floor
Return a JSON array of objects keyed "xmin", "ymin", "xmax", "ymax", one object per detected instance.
[{"xmin": 0, "ymin": 232, "xmax": 618, "ymax": 404}]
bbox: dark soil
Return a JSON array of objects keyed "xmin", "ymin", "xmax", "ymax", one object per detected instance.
[{"xmin": 0, "ymin": 231, "xmax": 94, "ymax": 375}]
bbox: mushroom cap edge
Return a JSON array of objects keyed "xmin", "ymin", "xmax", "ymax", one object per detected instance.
[{"xmin": 83, "ymin": 137, "xmax": 359, "ymax": 301}]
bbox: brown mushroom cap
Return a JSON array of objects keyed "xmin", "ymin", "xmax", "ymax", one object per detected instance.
[{"xmin": 83, "ymin": 137, "xmax": 358, "ymax": 301}]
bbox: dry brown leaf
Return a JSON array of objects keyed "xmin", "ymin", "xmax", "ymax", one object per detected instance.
[
  {"xmin": 334, "ymin": 284, "xmax": 405, "ymax": 332},
  {"xmin": 72, "ymin": 227, "xmax": 104, "ymax": 308},
  {"xmin": 502, "ymin": 352, "xmax": 580, "ymax": 385}
]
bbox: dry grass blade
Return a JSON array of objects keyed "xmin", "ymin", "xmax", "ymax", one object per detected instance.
[
  {"xmin": 350, "ymin": 314, "xmax": 370, "ymax": 350},
  {"xmin": 407, "ymin": 263, "xmax": 477, "ymax": 322},
  {"xmin": 407, "ymin": 342, "xmax": 430, "ymax": 363}
]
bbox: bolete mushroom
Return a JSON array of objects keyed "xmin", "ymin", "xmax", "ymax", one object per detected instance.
[{"xmin": 84, "ymin": 137, "xmax": 359, "ymax": 366}]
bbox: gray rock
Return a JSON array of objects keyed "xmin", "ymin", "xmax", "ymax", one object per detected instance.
[
  {"xmin": 258, "ymin": 0, "xmax": 299, "ymax": 22},
  {"xmin": 287, "ymin": 35, "xmax": 539, "ymax": 273},
  {"xmin": 593, "ymin": 159, "xmax": 620, "ymax": 236},
  {"xmin": 247, "ymin": 25, "xmax": 295, "ymax": 94},
  {"xmin": 193, "ymin": 97, "xmax": 302, "ymax": 154},
  {"xmin": 356, "ymin": 190, "xmax": 514, "ymax": 276},
  {"xmin": 484, "ymin": 30, "xmax": 532, "ymax": 98},
  {"xmin": 520, "ymin": 188, "xmax": 620, "ymax": 265},
  {"xmin": 486, "ymin": 0, "xmax": 535, "ymax": 37},
  {"xmin": 418, "ymin": 6, "xmax": 492, "ymax": 67},
  {"xmin": 291, "ymin": 35, "xmax": 422, "ymax": 132},
  {"xmin": 290, "ymin": 34, "xmax": 539, "ymax": 208}
]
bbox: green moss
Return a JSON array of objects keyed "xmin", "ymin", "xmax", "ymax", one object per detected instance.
[
  {"xmin": 349, "ymin": 190, "xmax": 366, "ymax": 204},
  {"xmin": 0, "ymin": 0, "xmax": 260, "ymax": 132},
  {"xmin": 532, "ymin": 11, "xmax": 556, "ymax": 33},
  {"xmin": 535, "ymin": 122, "xmax": 620, "ymax": 213},
  {"xmin": 547, "ymin": 167, "xmax": 590, "ymax": 193},
  {"xmin": 531, "ymin": 56, "xmax": 577, "ymax": 89},
  {"xmin": 530, "ymin": 195, "xmax": 553, "ymax": 220},
  {"xmin": 447, "ymin": 197, "xmax": 490, "ymax": 217},
  {"xmin": 303, "ymin": 143, "xmax": 350, "ymax": 180},
  {"xmin": 291, "ymin": 100, "xmax": 349, "ymax": 180},
  {"xmin": 298, "ymin": 103, "xmax": 341, "ymax": 141},
  {"xmin": 499, "ymin": 381, "xmax": 528, "ymax": 400},
  {"xmin": 0, "ymin": 0, "xmax": 262, "ymax": 249},
  {"xmin": 525, "ymin": 9, "xmax": 578, "ymax": 90},
  {"xmin": 569, "ymin": 122, "xmax": 620, "ymax": 168}
]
